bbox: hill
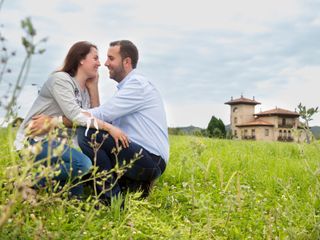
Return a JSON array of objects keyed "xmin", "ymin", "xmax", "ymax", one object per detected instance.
[
  {"xmin": 311, "ymin": 126, "xmax": 320, "ymax": 139},
  {"xmin": 168, "ymin": 125, "xmax": 203, "ymax": 135}
]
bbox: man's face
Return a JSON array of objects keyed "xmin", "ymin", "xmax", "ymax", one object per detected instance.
[{"xmin": 105, "ymin": 46, "xmax": 126, "ymax": 82}]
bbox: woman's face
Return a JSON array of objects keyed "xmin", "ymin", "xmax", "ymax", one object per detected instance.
[{"xmin": 80, "ymin": 47, "xmax": 101, "ymax": 78}]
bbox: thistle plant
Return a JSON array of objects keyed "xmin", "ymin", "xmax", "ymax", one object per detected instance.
[
  {"xmin": 0, "ymin": 2, "xmax": 143, "ymax": 238},
  {"xmin": 88, "ymin": 129, "xmax": 141, "ymax": 200},
  {"xmin": 1, "ymin": 0, "xmax": 47, "ymax": 124},
  {"xmin": 0, "ymin": 17, "xmax": 47, "ymax": 124},
  {"xmin": 0, "ymin": 125, "xmax": 141, "ymax": 233}
]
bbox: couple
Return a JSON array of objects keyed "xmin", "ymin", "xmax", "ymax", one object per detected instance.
[{"xmin": 14, "ymin": 40, "xmax": 169, "ymax": 205}]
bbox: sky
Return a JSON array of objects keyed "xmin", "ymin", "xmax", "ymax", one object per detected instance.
[{"xmin": 1, "ymin": 0, "xmax": 320, "ymax": 128}]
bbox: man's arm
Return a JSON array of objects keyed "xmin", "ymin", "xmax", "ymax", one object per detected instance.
[
  {"xmin": 26, "ymin": 114, "xmax": 63, "ymax": 137},
  {"xmin": 81, "ymin": 111, "xmax": 130, "ymax": 149},
  {"xmin": 89, "ymin": 78, "xmax": 145, "ymax": 122},
  {"xmin": 28, "ymin": 112, "xmax": 130, "ymax": 149},
  {"xmin": 27, "ymin": 115, "xmax": 73, "ymax": 136}
]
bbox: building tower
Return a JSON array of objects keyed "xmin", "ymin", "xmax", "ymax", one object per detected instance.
[{"xmin": 224, "ymin": 95, "xmax": 261, "ymax": 138}]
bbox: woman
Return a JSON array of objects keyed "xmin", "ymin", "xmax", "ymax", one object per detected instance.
[{"xmin": 15, "ymin": 41, "xmax": 128, "ymax": 197}]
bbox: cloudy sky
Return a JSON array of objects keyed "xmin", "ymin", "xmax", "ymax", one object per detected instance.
[{"xmin": 1, "ymin": 0, "xmax": 320, "ymax": 127}]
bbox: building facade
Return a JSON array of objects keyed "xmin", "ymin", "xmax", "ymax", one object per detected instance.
[{"xmin": 225, "ymin": 96, "xmax": 303, "ymax": 142}]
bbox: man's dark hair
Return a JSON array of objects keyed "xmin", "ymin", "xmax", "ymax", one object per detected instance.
[{"xmin": 110, "ymin": 40, "xmax": 139, "ymax": 69}]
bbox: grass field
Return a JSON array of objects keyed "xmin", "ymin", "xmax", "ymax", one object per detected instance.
[{"xmin": 0, "ymin": 127, "xmax": 320, "ymax": 239}]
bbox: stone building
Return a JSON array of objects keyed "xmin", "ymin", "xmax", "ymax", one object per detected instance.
[{"xmin": 225, "ymin": 96, "xmax": 303, "ymax": 142}]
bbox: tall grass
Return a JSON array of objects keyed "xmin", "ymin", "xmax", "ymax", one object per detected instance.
[{"xmin": 1, "ymin": 128, "xmax": 320, "ymax": 239}]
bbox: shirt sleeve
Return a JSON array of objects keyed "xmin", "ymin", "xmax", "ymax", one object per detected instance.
[
  {"xmin": 49, "ymin": 73, "xmax": 90, "ymax": 125},
  {"xmin": 89, "ymin": 78, "xmax": 145, "ymax": 122}
]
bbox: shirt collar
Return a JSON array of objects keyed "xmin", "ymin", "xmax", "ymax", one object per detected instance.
[{"xmin": 117, "ymin": 69, "xmax": 136, "ymax": 90}]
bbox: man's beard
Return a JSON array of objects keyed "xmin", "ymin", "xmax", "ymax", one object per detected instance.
[{"xmin": 110, "ymin": 64, "xmax": 125, "ymax": 82}]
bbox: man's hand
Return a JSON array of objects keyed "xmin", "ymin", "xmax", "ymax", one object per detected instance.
[
  {"xmin": 26, "ymin": 114, "xmax": 55, "ymax": 137},
  {"xmin": 108, "ymin": 125, "xmax": 130, "ymax": 150}
]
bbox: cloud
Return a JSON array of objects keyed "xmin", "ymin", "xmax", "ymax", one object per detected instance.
[
  {"xmin": 166, "ymin": 101, "xmax": 229, "ymax": 128},
  {"xmin": 1, "ymin": 0, "xmax": 320, "ymax": 127}
]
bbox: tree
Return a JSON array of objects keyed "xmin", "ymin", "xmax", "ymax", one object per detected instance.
[
  {"xmin": 297, "ymin": 103, "xmax": 319, "ymax": 144},
  {"xmin": 207, "ymin": 116, "xmax": 226, "ymax": 138}
]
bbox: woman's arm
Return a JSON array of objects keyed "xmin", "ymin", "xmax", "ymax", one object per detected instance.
[
  {"xmin": 86, "ymin": 74, "xmax": 100, "ymax": 108},
  {"xmin": 26, "ymin": 72, "xmax": 129, "ymax": 145}
]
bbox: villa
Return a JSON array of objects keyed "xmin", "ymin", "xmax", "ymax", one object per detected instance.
[{"xmin": 225, "ymin": 96, "xmax": 304, "ymax": 142}]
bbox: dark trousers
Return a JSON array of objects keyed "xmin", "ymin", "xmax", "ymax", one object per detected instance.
[{"xmin": 77, "ymin": 127, "xmax": 166, "ymax": 199}]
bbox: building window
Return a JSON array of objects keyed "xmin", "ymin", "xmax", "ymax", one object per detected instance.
[
  {"xmin": 244, "ymin": 129, "xmax": 248, "ymax": 136},
  {"xmin": 279, "ymin": 130, "xmax": 282, "ymax": 137},
  {"xmin": 251, "ymin": 129, "xmax": 255, "ymax": 137},
  {"xmin": 288, "ymin": 130, "xmax": 291, "ymax": 137},
  {"xmin": 233, "ymin": 107, "xmax": 238, "ymax": 112},
  {"xmin": 282, "ymin": 118, "xmax": 286, "ymax": 126},
  {"xmin": 265, "ymin": 129, "xmax": 269, "ymax": 136},
  {"xmin": 234, "ymin": 117, "xmax": 238, "ymax": 124},
  {"xmin": 234, "ymin": 130, "xmax": 237, "ymax": 136}
]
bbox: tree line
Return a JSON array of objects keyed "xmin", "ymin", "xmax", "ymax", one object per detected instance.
[{"xmin": 168, "ymin": 116, "xmax": 227, "ymax": 138}]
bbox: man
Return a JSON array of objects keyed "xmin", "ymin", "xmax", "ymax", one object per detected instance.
[{"xmin": 77, "ymin": 40, "xmax": 169, "ymax": 203}]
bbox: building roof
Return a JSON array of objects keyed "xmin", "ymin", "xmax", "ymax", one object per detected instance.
[
  {"xmin": 236, "ymin": 119, "xmax": 274, "ymax": 127},
  {"xmin": 255, "ymin": 108, "xmax": 300, "ymax": 117},
  {"xmin": 225, "ymin": 96, "xmax": 261, "ymax": 106}
]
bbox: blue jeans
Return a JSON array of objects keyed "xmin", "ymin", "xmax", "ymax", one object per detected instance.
[
  {"xmin": 77, "ymin": 127, "xmax": 166, "ymax": 199},
  {"xmin": 30, "ymin": 139, "xmax": 92, "ymax": 196}
]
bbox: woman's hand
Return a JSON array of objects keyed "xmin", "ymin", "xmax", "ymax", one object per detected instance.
[
  {"xmin": 85, "ymin": 73, "xmax": 99, "ymax": 89},
  {"xmin": 108, "ymin": 125, "xmax": 130, "ymax": 150}
]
